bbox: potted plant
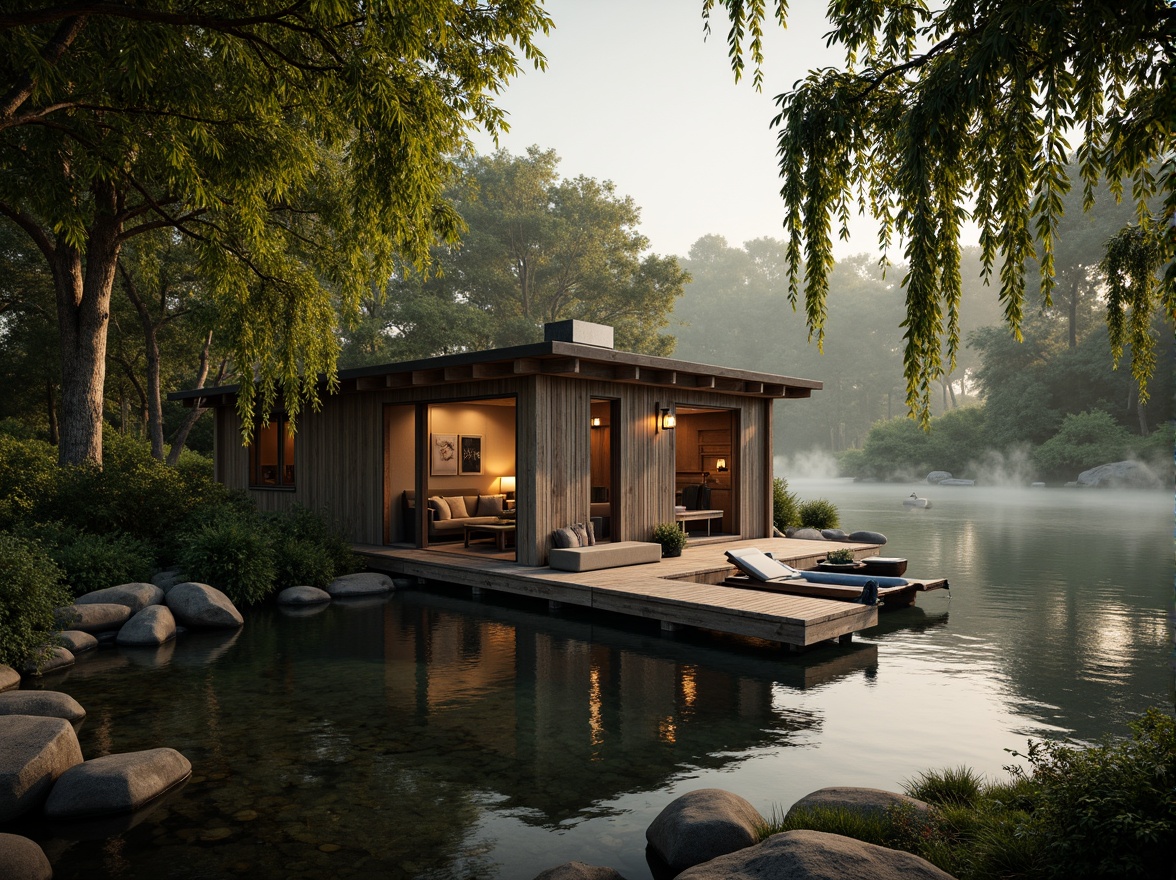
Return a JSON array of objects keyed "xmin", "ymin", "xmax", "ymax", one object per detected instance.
[
  {"xmin": 817, "ymin": 547, "xmax": 864, "ymax": 572},
  {"xmin": 652, "ymin": 522, "xmax": 687, "ymax": 558}
]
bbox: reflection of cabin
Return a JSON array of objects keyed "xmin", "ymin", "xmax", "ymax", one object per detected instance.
[{"xmin": 171, "ymin": 321, "xmax": 821, "ymax": 565}]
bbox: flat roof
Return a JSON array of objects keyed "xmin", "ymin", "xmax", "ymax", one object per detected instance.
[{"xmin": 169, "ymin": 339, "xmax": 822, "ymax": 404}]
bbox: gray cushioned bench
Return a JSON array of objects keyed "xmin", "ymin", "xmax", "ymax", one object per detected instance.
[{"xmin": 548, "ymin": 541, "xmax": 662, "ymax": 573}]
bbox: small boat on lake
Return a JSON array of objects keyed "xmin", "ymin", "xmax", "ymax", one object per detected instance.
[{"xmin": 903, "ymin": 493, "xmax": 932, "ymax": 508}]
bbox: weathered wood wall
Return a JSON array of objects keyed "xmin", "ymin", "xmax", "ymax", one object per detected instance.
[{"xmin": 212, "ymin": 375, "xmax": 776, "ymax": 565}]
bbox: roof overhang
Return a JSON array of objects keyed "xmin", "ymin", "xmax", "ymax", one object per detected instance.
[{"xmin": 169, "ymin": 340, "xmax": 822, "ymax": 406}]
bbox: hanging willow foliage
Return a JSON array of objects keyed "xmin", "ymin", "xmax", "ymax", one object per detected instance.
[{"xmin": 705, "ymin": 0, "xmax": 1176, "ymax": 423}]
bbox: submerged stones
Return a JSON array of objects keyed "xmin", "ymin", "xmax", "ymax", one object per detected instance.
[
  {"xmin": 166, "ymin": 583, "xmax": 244, "ymax": 629},
  {"xmin": 116, "ymin": 605, "xmax": 177, "ymax": 647},
  {"xmin": 76, "ymin": 582, "xmax": 164, "ymax": 613},
  {"xmin": 44, "ymin": 747, "xmax": 192, "ymax": 819},
  {"xmin": 676, "ymin": 829, "xmax": 956, "ymax": 880},
  {"xmin": 0, "ymin": 715, "xmax": 83, "ymax": 822},
  {"xmin": 534, "ymin": 863, "xmax": 629, "ymax": 880},
  {"xmin": 0, "ymin": 833, "xmax": 52, "ymax": 880},
  {"xmin": 277, "ymin": 585, "xmax": 332, "ymax": 606},
  {"xmin": 0, "ymin": 691, "xmax": 86, "ymax": 723},
  {"xmin": 646, "ymin": 789, "xmax": 766, "ymax": 875},
  {"xmin": 326, "ymin": 572, "xmax": 395, "ymax": 597},
  {"xmin": 54, "ymin": 603, "xmax": 132, "ymax": 633}
]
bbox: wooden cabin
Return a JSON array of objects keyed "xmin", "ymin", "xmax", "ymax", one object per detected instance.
[{"xmin": 171, "ymin": 321, "xmax": 822, "ymax": 566}]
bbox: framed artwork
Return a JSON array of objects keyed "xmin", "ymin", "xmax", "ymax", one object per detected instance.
[
  {"xmin": 459, "ymin": 434, "xmax": 483, "ymax": 475},
  {"xmin": 430, "ymin": 433, "xmax": 458, "ymax": 476}
]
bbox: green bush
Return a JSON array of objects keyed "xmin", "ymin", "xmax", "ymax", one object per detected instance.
[
  {"xmin": 772, "ymin": 477, "xmax": 800, "ymax": 531},
  {"xmin": 180, "ymin": 513, "xmax": 277, "ymax": 606},
  {"xmin": 0, "ymin": 435, "xmax": 56, "ymax": 532},
  {"xmin": 651, "ymin": 521, "xmax": 687, "ymax": 556},
  {"xmin": 798, "ymin": 498, "xmax": 840, "ymax": 530},
  {"xmin": 0, "ymin": 534, "xmax": 72, "ymax": 668},
  {"xmin": 264, "ymin": 504, "xmax": 357, "ymax": 585},
  {"xmin": 51, "ymin": 530, "xmax": 155, "ymax": 596},
  {"xmin": 1031, "ymin": 409, "xmax": 1134, "ymax": 480}
]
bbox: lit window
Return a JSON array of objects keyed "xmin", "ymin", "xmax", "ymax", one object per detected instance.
[{"xmin": 249, "ymin": 414, "xmax": 295, "ymax": 488}]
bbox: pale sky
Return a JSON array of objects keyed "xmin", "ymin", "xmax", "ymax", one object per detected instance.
[{"xmin": 471, "ymin": 0, "xmax": 877, "ymax": 261}]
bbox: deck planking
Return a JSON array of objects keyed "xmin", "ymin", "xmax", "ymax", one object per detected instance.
[{"xmin": 354, "ymin": 536, "xmax": 887, "ymax": 649}]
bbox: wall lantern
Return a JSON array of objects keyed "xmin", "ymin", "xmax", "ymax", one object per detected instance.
[
  {"xmin": 590, "ymin": 417, "xmax": 602, "ymax": 428},
  {"xmin": 716, "ymin": 458, "xmax": 728, "ymax": 472},
  {"xmin": 656, "ymin": 403, "xmax": 676, "ymax": 433}
]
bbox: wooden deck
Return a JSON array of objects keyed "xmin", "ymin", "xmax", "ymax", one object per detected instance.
[{"xmin": 354, "ymin": 536, "xmax": 886, "ymax": 650}]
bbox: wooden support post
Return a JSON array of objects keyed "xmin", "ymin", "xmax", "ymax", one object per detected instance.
[
  {"xmin": 471, "ymin": 587, "xmax": 482, "ymax": 598},
  {"xmin": 838, "ymin": 632, "xmax": 853, "ymax": 644},
  {"xmin": 548, "ymin": 600, "xmax": 561, "ymax": 612},
  {"xmin": 660, "ymin": 620, "xmax": 678, "ymax": 633}
]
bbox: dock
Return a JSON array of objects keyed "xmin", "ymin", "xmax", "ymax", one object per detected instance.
[{"xmin": 354, "ymin": 537, "xmax": 888, "ymax": 651}]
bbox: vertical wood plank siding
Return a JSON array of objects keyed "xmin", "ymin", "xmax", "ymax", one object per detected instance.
[{"xmin": 214, "ymin": 377, "xmax": 775, "ymax": 566}]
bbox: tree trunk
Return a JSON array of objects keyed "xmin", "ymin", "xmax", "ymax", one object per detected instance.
[
  {"xmin": 45, "ymin": 379, "xmax": 59, "ymax": 446},
  {"xmin": 166, "ymin": 333, "xmax": 222, "ymax": 466},
  {"xmin": 118, "ymin": 263, "xmax": 165, "ymax": 459},
  {"xmin": 51, "ymin": 185, "xmax": 121, "ymax": 466}
]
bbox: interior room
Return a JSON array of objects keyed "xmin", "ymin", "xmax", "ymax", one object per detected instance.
[
  {"xmin": 589, "ymin": 398, "xmax": 617, "ymax": 541},
  {"xmin": 673, "ymin": 405, "xmax": 736, "ymax": 539},
  {"xmin": 385, "ymin": 397, "xmax": 518, "ymax": 559}
]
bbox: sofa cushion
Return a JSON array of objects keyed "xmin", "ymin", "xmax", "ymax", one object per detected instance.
[
  {"xmin": 570, "ymin": 523, "xmax": 589, "ymax": 546},
  {"xmin": 553, "ymin": 527, "xmax": 579, "ymax": 548},
  {"xmin": 428, "ymin": 496, "xmax": 451, "ymax": 520},
  {"xmin": 549, "ymin": 542, "xmax": 662, "ymax": 572},
  {"xmin": 477, "ymin": 494, "xmax": 505, "ymax": 516},
  {"xmin": 444, "ymin": 495, "xmax": 470, "ymax": 518}
]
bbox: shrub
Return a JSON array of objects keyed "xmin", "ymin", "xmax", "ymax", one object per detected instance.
[
  {"xmin": 905, "ymin": 765, "xmax": 986, "ymax": 808},
  {"xmin": 51, "ymin": 530, "xmax": 155, "ymax": 596},
  {"xmin": 264, "ymin": 504, "xmax": 357, "ymax": 585},
  {"xmin": 798, "ymin": 498, "xmax": 840, "ymax": 530},
  {"xmin": 772, "ymin": 477, "xmax": 799, "ymax": 531},
  {"xmin": 0, "ymin": 534, "xmax": 72, "ymax": 668},
  {"xmin": 179, "ymin": 513, "xmax": 277, "ymax": 606},
  {"xmin": 651, "ymin": 521, "xmax": 687, "ymax": 556},
  {"xmin": 825, "ymin": 547, "xmax": 855, "ymax": 564},
  {"xmin": 1031, "ymin": 409, "xmax": 1134, "ymax": 480},
  {"xmin": 0, "ymin": 435, "xmax": 56, "ymax": 531}
]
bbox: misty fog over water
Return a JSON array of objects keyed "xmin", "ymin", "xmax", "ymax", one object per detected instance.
[{"xmin": 35, "ymin": 480, "xmax": 1173, "ymax": 880}]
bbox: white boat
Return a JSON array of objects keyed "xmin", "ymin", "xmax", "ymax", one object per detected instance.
[{"xmin": 903, "ymin": 493, "xmax": 932, "ymax": 509}]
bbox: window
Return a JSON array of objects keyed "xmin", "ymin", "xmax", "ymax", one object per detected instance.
[{"xmin": 249, "ymin": 414, "xmax": 295, "ymax": 488}]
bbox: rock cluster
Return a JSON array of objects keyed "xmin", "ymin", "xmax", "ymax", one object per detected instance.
[
  {"xmin": 275, "ymin": 572, "xmax": 409, "ymax": 608},
  {"xmin": 784, "ymin": 528, "xmax": 888, "ymax": 545},
  {"xmin": 536, "ymin": 786, "xmax": 951, "ymax": 880},
  {"xmin": 1074, "ymin": 459, "xmax": 1162, "ymax": 489}
]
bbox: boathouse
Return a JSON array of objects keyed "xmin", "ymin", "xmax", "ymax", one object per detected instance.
[{"xmin": 172, "ymin": 321, "xmax": 822, "ymax": 566}]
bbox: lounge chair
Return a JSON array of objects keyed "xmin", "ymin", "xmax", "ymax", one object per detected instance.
[{"xmin": 724, "ymin": 547, "xmax": 804, "ymax": 582}]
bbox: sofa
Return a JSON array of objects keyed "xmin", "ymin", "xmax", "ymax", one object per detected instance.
[{"xmin": 402, "ymin": 489, "xmax": 510, "ymax": 543}]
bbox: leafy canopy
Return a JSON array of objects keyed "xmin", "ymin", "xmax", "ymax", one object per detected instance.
[
  {"xmin": 705, "ymin": 0, "xmax": 1176, "ymax": 423},
  {"xmin": 0, "ymin": 2, "xmax": 551, "ymax": 444}
]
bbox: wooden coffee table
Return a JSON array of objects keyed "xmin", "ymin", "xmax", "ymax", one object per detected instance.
[
  {"xmin": 463, "ymin": 522, "xmax": 516, "ymax": 551},
  {"xmin": 674, "ymin": 509, "xmax": 723, "ymax": 535}
]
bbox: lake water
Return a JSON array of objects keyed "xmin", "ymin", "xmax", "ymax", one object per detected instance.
[{"xmin": 20, "ymin": 482, "xmax": 1174, "ymax": 879}]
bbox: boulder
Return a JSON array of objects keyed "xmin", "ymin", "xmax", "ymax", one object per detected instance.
[
  {"xmin": 21, "ymin": 647, "xmax": 75, "ymax": 677},
  {"xmin": 276, "ymin": 585, "xmax": 332, "ymax": 606},
  {"xmin": 165, "ymin": 583, "xmax": 243, "ymax": 629},
  {"xmin": 0, "ymin": 691, "xmax": 86, "ymax": 723},
  {"xmin": 533, "ymin": 863, "xmax": 629, "ymax": 880},
  {"xmin": 646, "ymin": 788, "xmax": 765, "ymax": 875},
  {"xmin": 53, "ymin": 603, "xmax": 132, "ymax": 634},
  {"xmin": 0, "ymin": 666, "xmax": 19, "ymax": 693},
  {"xmin": 0, "ymin": 715, "xmax": 83, "ymax": 822},
  {"xmin": 820, "ymin": 529, "xmax": 848, "ymax": 541},
  {"xmin": 786, "ymin": 787, "xmax": 932, "ymax": 824},
  {"xmin": 44, "ymin": 747, "xmax": 192, "ymax": 819},
  {"xmin": 676, "ymin": 829, "xmax": 956, "ymax": 879},
  {"xmin": 76, "ymin": 582, "xmax": 164, "ymax": 613},
  {"xmin": 791, "ymin": 528, "xmax": 827, "ymax": 541},
  {"xmin": 0, "ymin": 833, "xmax": 52, "ymax": 880},
  {"xmin": 1076, "ymin": 460, "xmax": 1162, "ymax": 489},
  {"xmin": 847, "ymin": 530, "xmax": 887, "ymax": 545},
  {"xmin": 116, "ymin": 605, "xmax": 177, "ymax": 647},
  {"xmin": 325, "ymin": 572, "xmax": 395, "ymax": 597},
  {"xmin": 926, "ymin": 471, "xmax": 952, "ymax": 484},
  {"xmin": 56, "ymin": 630, "xmax": 98, "ymax": 654},
  {"xmin": 150, "ymin": 569, "xmax": 186, "ymax": 591}
]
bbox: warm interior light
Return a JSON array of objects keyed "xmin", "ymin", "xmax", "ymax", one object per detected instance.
[
  {"xmin": 499, "ymin": 475, "xmax": 516, "ymax": 497},
  {"xmin": 590, "ymin": 417, "xmax": 602, "ymax": 427},
  {"xmin": 716, "ymin": 458, "xmax": 728, "ymax": 472}
]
